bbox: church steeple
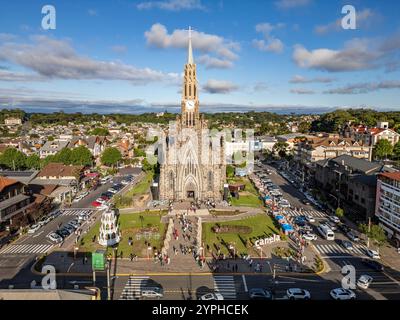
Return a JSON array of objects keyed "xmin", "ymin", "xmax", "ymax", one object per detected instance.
[{"xmin": 188, "ymin": 26, "xmax": 194, "ymax": 64}]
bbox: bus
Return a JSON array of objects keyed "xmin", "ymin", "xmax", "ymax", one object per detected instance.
[{"xmin": 317, "ymin": 224, "xmax": 335, "ymax": 241}]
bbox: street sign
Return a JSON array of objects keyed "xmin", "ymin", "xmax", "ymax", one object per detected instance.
[{"xmin": 92, "ymin": 250, "xmax": 106, "ymax": 271}]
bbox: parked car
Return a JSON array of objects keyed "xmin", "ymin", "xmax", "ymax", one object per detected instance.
[
  {"xmin": 91, "ymin": 201, "xmax": 102, "ymax": 207},
  {"xmin": 248, "ymin": 288, "xmax": 273, "ymax": 300},
  {"xmin": 328, "ymin": 216, "xmax": 341, "ymax": 224},
  {"xmin": 346, "ymin": 232, "xmax": 360, "ymax": 242},
  {"xmin": 302, "ymin": 233, "xmax": 317, "ymax": 241},
  {"xmin": 357, "ymin": 275, "xmax": 373, "ymax": 289},
  {"xmin": 330, "ymin": 288, "xmax": 356, "ymax": 300},
  {"xmin": 28, "ymin": 224, "xmax": 41, "ymax": 234},
  {"xmin": 341, "ymin": 240, "xmax": 354, "ymax": 251},
  {"xmin": 199, "ymin": 293, "xmax": 224, "ymax": 300},
  {"xmin": 286, "ymin": 288, "xmax": 311, "ymax": 300},
  {"xmin": 366, "ymin": 249, "xmax": 380, "ymax": 259},
  {"xmin": 338, "ymin": 224, "xmax": 351, "ymax": 234},
  {"xmin": 48, "ymin": 232, "xmax": 63, "ymax": 243},
  {"xmin": 361, "ymin": 259, "xmax": 384, "ymax": 271},
  {"xmin": 305, "ymin": 215, "xmax": 315, "ymax": 223},
  {"xmin": 324, "ymin": 221, "xmax": 337, "ymax": 231},
  {"xmin": 108, "ymin": 188, "xmax": 118, "ymax": 194},
  {"xmin": 302, "ymin": 199, "xmax": 311, "ymax": 205}
]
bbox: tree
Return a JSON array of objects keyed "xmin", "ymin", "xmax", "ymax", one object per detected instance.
[
  {"xmin": 298, "ymin": 121, "xmax": 311, "ymax": 133},
  {"xmin": 0, "ymin": 148, "xmax": 27, "ymax": 170},
  {"xmin": 273, "ymin": 142, "xmax": 289, "ymax": 158},
  {"xmin": 101, "ymin": 147, "xmax": 122, "ymax": 167},
  {"xmin": 335, "ymin": 207, "xmax": 344, "ymax": 219},
  {"xmin": 25, "ymin": 154, "xmax": 41, "ymax": 170},
  {"xmin": 70, "ymin": 146, "xmax": 93, "ymax": 166},
  {"xmin": 89, "ymin": 127, "xmax": 109, "ymax": 136},
  {"xmin": 226, "ymin": 165, "xmax": 235, "ymax": 178},
  {"xmin": 393, "ymin": 141, "xmax": 400, "ymax": 160},
  {"xmin": 359, "ymin": 223, "xmax": 387, "ymax": 251},
  {"xmin": 374, "ymin": 139, "xmax": 393, "ymax": 160},
  {"xmin": 53, "ymin": 148, "xmax": 73, "ymax": 165}
]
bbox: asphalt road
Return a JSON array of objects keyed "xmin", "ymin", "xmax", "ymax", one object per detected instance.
[{"xmin": 0, "ymin": 174, "xmax": 138, "ymax": 283}]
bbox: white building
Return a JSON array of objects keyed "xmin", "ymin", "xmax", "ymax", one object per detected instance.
[
  {"xmin": 98, "ymin": 209, "xmax": 120, "ymax": 247},
  {"xmin": 375, "ymin": 172, "xmax": 400, "ymax": 244}
]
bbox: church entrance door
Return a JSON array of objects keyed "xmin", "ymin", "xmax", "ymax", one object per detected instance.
[{"xmin": 187, "ymin": 191, "xmax": 195, "ymax": 198}]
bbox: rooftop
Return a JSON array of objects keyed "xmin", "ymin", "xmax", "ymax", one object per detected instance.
[{"xmin": 379, "ymin": 172, "xmax": 400, "ymax": 182}]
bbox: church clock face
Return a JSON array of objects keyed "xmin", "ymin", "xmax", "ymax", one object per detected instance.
[{"xmin": 185, "ymin": 100, "xmax": 195, "ymax": 110}]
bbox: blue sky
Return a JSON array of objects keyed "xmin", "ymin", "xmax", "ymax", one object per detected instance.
[{"xmin": 0, "ymin": 0, "xmax": 399, "ymax": 114}]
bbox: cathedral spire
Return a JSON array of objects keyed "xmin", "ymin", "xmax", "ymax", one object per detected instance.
[{"xmin": 188, "ymin": 26, "xmax": 194, "ymax": 64}]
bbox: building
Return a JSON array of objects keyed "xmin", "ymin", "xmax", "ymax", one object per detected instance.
[
  {"xmin": 68, "ymin": 136, "xmax": 107, "ymax": 157},
  {"xmin": 0, "ymin": 177, "xmax": 33, "ymax": 229},
  {"xmin": 344, "ymin": 121, "xmax": 400, "ymax": 146},
  {"xmin": 158, "ymin": 28, "xmax": 226, "ymax": 201},
  {"xmin": 296, "ymin": 136, "xmax": 372, "ymax": 164},
  {"xmin": 375, "ymin": 172, "xmax": 400, "ymax": 244},
  {"xmin": 4, "ymin": 118, "xmax": 22, "ymax": 126},
  {"xmin": 39, "ymin": 140, "xmax": 69, "ymax": 158},
  {"xmin": 314, "ymin": 155, "xmax": 386, "ymax": 220}
]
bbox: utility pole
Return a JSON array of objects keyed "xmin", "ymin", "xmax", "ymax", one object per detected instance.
[
  {"xmin": 367, "ymin": 217, "xmax": 371, "ymax": 248},
  {"xmin": 107, "ymin": 259, "xmax": 111, "ymax": 300}
]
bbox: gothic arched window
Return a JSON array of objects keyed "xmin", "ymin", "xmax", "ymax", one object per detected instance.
[
  {"xmin": 169, "ymin": 171, "xmax": 175, "ymax": 190},
  {"xmin": 189, "ymin": 85, "xmax": 192, "ymax": 96},
  {"xmin": 208, "ymin": 171, "xmax": 213, "ymax": 191},
  {"xmin": 194, "ymin": 85, "xmax": 196, "ymax": 97}
]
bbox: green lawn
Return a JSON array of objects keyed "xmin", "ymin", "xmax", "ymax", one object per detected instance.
[
  {"xmin": 202, "ymin": 214, "xmax": 279, "ymax": 256},
  {"xmin": 124, "ymin": 171, "xmax": 154, "ymax": 198},
  {"xmin": 228, "ymin": 177, "xmax": 264, "ymax": 208},
  {"xmin": 114, "ymin": 171, "xmax": 154, "ymax": 208},
  {"xmin": 79, "ymin": 210, "xmax": 167, "ymax": 257}
]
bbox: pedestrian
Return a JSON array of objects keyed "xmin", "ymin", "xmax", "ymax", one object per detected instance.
[
  {"xmin": 84, "ymin": 256, "xmax": 88, "ymax": 264},
  {"xmin": 235, "ymin": 264, "xmax": 238, "ymax": 272},
  {"xmin": 130, "ymin": 253, "xmax": 134, "ymax": 261}
]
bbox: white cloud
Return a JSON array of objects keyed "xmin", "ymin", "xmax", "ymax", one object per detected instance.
[
  {"xmin": 144, "ymin": 23, "xmax": 239, "ymax": 68},
  {"xmin": 0, "ymin": 70, "xmax": 44, "ymax": 82},
  {"xmin": 197, "ymin": 55, "xmax": 233, "ymax": 69},
  {"xmin": 315, "ymin": 8, "xmax": 375, "ymax": 34},
  {"xmin": 290, "ymin": 75, "xmax": 335, "ymax": 84},
  {"xmin": 324, "ymin": 80, "xmax": 400, "ymax": 94},
  {"xmin": 252, "ymin": 39, "xmax": 284, "ymax": 54},
  {"xmin": 290, "ymin": 88, "xmax": 315, "ymax": 94},
  {"xmin": 275, "ymin": 0, "xmax": 312, "ymax": 9},
  {"xmin": 292, "ymin": 39, "xmax": 381, "ymax": 72},
  {"xmin": 202, "ymin": 79, "xmax": 239, "ymax": 94},
  {"xmin": 137, "ymin": 0, "xmax": 204, "ymax": 11},
  {"xmin": 253, "ymin": 22, "xmax": 285, "ymax": 54},
  {"xmin": 0, "ymin": 35, "xmax": 178, "ymax": 84}
]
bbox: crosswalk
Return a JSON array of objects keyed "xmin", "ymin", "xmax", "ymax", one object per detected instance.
[
  {"xmin": 213, "ymin": 276, "xmax": 237, "ymax": 300},
  {"xmin": 0, "ymin": 244, "xmax": 53, "ymax": 255},
  {"xmin": 119, "ymin": 276, "xmax": 150, "ymax": 300},
  {"xmin": 60, "ymin": 209, "xmax": 94, "ymax": 216},
  {"xmin": 314, "ymin": 243, "xmax": 369, "ymax": 257},
  {"xmin": 284, "ymin": 209, "xmax": 326, "ymax": 218}
]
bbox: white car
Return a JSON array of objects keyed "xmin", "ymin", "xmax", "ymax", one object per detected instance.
[
  {"xmin": 366, "ymin": 249, "xmax": 380, "ymax": 259},
  {"xmin": 329, "ymin": 216, "xmax": 341, "ymax": 224},
  {"xmin": 286, "ymin": 288, "xmax": 311, "ymax": 300},
  {"xmin": 199, "ymin": 293, "xmax": 224, "ymax": 300},
  {"xmin": 73, "ymin": 196, "xmax": 83, "ymax": 203},
  {"xmin": 28, "ymin": 224, "xmax": 41, "ymax": 234},
  {"xmin": 107, "ymin": 188, "xmax": 118, "ymax": 194},
  {"xmin": 48, "ymin": 232, "xmax": 63, "ymax": 243},
  {"xmin": 347, "ymin": 232, "xmax": 360, "ymax": 242},
  {"xmin": 357, "ymin": 275, "xmax": 373, "ymax": 289},
  {"xmin": 96, "ymin": 198, "xmax": 107, "ymax": 204},
  {"xmin": 330, "ymin": 288, "xmax": 356, "ymax": 300},
  {"xmin": 302, "ymin": 233, "xmax": 317, "ymax": 241},
  {"xmin": 121, "ymin": 180, "xmax": 129, "ymax": 185},
  {"xmin": 305, "ymin": 216, "xmax": 315, "ymax": 223}
]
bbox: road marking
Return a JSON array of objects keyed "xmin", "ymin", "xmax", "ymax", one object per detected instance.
[
  {"xmin": 32, "ymin": 231, "xmax": 44, "ymax": 238},
  {"xmin": 213, "ymin": 275, "xmax": 237, "ymax": 300},
  {"xmin": 242, "ymin": 274, "xmax": 248, "ymax": 292}
]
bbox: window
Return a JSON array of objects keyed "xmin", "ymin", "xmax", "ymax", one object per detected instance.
[{"xmin": 208, "ymin": 171, "xmax": 213, "ymax": 191}]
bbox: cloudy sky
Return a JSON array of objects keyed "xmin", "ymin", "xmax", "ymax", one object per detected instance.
[{"xmin": 0, "ymin": 0, "xmax": 399, "ymax": 114}]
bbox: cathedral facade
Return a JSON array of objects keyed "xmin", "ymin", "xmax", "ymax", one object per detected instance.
[{"xmin": 158, "ymin": 29, "xmax": 226, "ymax": 202}]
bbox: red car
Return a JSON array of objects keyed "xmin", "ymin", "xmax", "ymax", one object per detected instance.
[{"xmin": 91, "ymin": 201, "xmax": 102, "ymax": 207}]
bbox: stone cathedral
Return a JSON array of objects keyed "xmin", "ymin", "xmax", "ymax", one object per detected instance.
[{"xmin": 159, "ymin": 28, "xmax": 226, "ymax": 202}]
